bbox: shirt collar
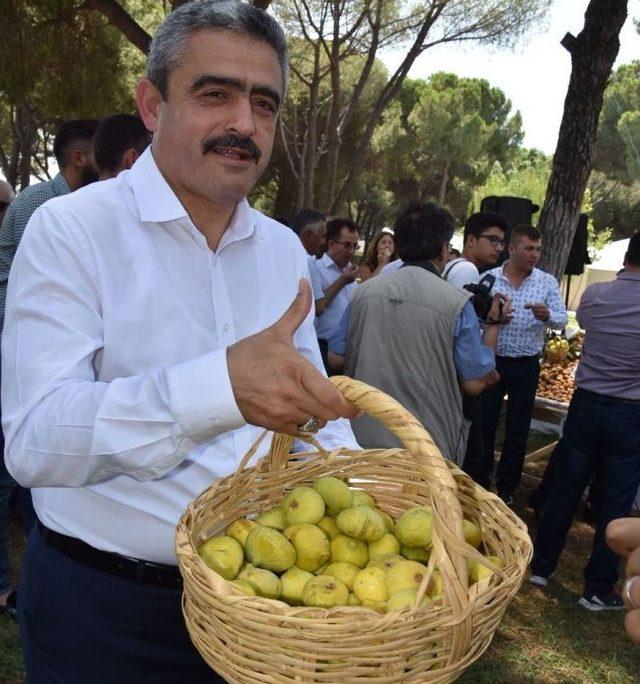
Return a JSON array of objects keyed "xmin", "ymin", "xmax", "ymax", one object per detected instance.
[
  {"xmin": 52, "ymin": 173, "xmax": 70, "ymax": 197},
  {"xmin": 618, "ymin": 270, "xmax": 640, "ymax": 282},
  {"xmin": 321, "ymin": 252, "xmax": 338, "ymax": 269},
  {"xmin": 127, "ymin": 146, "xmax": 254, "ymax": 244},
  {"xmin": 128, "ymin": 146, "xmax": 190, "ymax": 223}
]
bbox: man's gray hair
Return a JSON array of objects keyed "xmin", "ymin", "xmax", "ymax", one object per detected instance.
[{"xmin": 147, "ymin": 1, "xmax": 289, "ymax": 99}]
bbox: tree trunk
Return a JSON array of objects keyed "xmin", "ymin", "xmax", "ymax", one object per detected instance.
[
  {"xmin": 438, "ymin": 159, "xmax": 450, "ymax": 205},
  {"xmin": 81, "ymin": 0, "xmax": 152, "ymax": 53},
  {"xmin": 537, "ymin": 0, "xmax": 627, "ymax": 281}
]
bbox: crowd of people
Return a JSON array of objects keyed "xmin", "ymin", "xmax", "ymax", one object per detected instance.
[{"xmin": 0, "ymin": 1, "xmax": 639, "ymax": 682}]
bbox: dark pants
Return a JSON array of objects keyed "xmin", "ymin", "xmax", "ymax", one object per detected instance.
[
  {"xmin": 461, "ymin": 393, "xmax": 488, "ymax": 488},
  {"xmin": 19, "ymin": 523, "xmax": 225, "ymax": 683},
  {"xmin": 481, "ymin": 354, "xmax": 540, "ymax": 495},
  {"xmin": 531, "ymin": 388, "xmax": 640, "ymax": 594}
]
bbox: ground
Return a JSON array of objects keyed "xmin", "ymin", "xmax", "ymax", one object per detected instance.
[{"xmin": 1, "ymin": 430, "xmax": 639, "ymax": 683}]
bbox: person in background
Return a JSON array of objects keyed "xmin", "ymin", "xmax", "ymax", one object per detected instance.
[
  {"xmin": 292, "ymin": 208, "xmax": 326, "ymax": 260},
  {"xmin": 0, "ymin": 119, "xmax": 100, "ymax": 619},
  {"xmin": 94, "ymin": 114, "xmax": 152, "ymax": 180},
  {"xmin": 607, "ymin": 518, "xmax": 640, "ymax": 641},
  {"xmin": 530, "ymin": 233, "xmax": 640, "ymax": 611},
  {"xmin": 358, "ymin": 228, "xmax": 397, "ymax": 281},
  {"xmin": 2, "ymin": 3, "xmax": 358, "ymax": 680},
  {"xmin": 0, "ymin": 180, "xmax": 14, "ymax": 224},
  {"xmin": 480, "ymin": 224, "xmax": 567, "ymax": 507},
  {"xmin": 443, "ymin": 212, "xmax": 508, "ymax": 289},
  {"xmin": 334, "ymin": 202, "xmax": 508, "ymax": 462},
  {"xmin": 310, "ymin": 217, "xmax": 359, "ymax": 371},
  {"xmin": 447, "ymin": 247, "xmax": 461, "ymax": 261},
  {"xmin": 442, "ymin": 211, "xmax": 509, "ymax": 489}
]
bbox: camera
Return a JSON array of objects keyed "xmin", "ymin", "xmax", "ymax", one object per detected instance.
[{"xmin": 463, "ymin": 273, "xmax": 500, "ymax": 323}]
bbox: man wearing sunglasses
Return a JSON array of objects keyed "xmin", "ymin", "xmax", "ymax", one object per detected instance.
[{"xmin": 311, "ymin": 217, "xmax": 359, "ymax": 371}]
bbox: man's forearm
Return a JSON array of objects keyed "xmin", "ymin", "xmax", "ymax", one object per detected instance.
[
  {"xmin": 482, "ymin": 323, "xmax": 499, "ymax": 351},
  {"xmin": 319, "ymin": 275, "xmax": 347, "ymax": 311}
]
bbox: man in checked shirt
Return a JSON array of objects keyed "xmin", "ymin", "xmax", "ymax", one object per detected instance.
[{"xmin": 480, "ymin": 224, "xmax": 567, "ymax": 507}]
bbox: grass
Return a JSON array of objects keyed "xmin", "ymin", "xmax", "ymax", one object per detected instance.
[{"xmin": 2, "ymin": 429, "xmax": 640, "ymax": 683}]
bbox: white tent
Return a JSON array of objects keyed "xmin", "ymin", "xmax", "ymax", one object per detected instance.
[{"xmin": 562, "ymin": 238, "xmax": 629, "ymax": 311}]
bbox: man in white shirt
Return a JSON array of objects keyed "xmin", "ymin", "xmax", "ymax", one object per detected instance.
[
  {"xmin": 442, "ymin": 211, "xmax": 508, "ymax": 488},
  {"xmin": 2, "ymin": 3, "xmax": 358, "ymax": 681},
  {"xmin": 310, "ymin": 217, "xmax": 359, "ymax": 371}
]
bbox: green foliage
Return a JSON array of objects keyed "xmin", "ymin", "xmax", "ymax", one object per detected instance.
[{"xmin": 472, "ymin": 148, "xmax": 551, "ymax": 213}]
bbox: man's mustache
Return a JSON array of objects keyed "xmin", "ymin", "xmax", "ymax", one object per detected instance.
[{"xmin": 202, "ymin": 135, "xmax": 262, "ymax": 162}]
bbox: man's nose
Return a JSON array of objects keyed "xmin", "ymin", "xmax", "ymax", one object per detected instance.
[{"xmin": 226, "ymin": 96, "xmax": 257, "ymax": 138}]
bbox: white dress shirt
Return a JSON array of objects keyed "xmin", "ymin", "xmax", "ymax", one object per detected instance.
[
  {"xmin": 2, "ymin": 147, "xmax": 357, "ymax": 564},
  {"xmin": 311, "ymin": 252, "xmax": 356, "ymax": 340},
  {"xmin": 486, "ymin": 264, "xmax": 568, "ymax": 357}
]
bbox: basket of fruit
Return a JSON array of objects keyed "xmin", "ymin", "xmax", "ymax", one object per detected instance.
[{"xmin": 175, "ymin": 377, "xmax": 532, "ymax": 682}]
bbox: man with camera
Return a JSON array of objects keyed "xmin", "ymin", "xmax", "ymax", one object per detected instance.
[
  {"xmin": 442, "ymin": 212, "xmax": 510, "ymax": 488},
  {"xmin": 330, "ymin": 203, "xmax": 509, "ymax": 463}
]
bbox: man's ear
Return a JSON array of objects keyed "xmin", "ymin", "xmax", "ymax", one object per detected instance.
[
  {"xmin": 136, "ymin": 78, "xmax": 162, "ymax": 133},
  {"xmin": 121, "ymin": 148, "xmax": 139, "ymax": 170},
  {"xmin": 67, "ymin": 148, "xmax": 86, "ymax": 169}
]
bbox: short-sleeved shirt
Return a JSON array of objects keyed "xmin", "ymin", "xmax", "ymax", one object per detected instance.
[
  {"xmin": 307, "ymin": 255, "xmax": 324, "ymax": 300},
  {"xmin": 310, "ymin": 252, "xmax": 356, "ymax": 340},
  {"xmin": 442, "ymin": 258, "xmax": 480, "ymax": 289}
]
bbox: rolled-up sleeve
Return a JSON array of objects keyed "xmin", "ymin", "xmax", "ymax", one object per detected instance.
[
  {"xmin": 2, "ymin": 206, "xmax": 245, "ymax": 488},
  {"xmin": 453, "ymin": 301, "xmax": 496, "ymax": 381},
  {"xmin": 546, "ymin": 276, "xmax": 568, "ymax": 329}
]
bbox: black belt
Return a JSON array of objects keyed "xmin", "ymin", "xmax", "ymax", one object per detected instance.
[
  {"xmin": 497, "ymin": 354, "xmax": 540, "ymax": 362},
  {"xmin": 37, "ymin": 520, "xmax": 182, "ymax": 589}
]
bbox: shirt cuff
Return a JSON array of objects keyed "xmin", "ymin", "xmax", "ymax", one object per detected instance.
[{"xmin": 165, "ymin": 348, "xmax": 245, "ymax": 442}]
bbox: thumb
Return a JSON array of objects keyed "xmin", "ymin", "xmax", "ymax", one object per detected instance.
[{"xmin": 271, "ymin": 278, "xmax": 312, "ymax": 340}]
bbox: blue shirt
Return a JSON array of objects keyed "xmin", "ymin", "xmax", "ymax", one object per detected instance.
[
  {"xmin": 310, "ymin": 252, "xmax": 357, "ymax": 340},
  {"xmin": 487, "ymin": 263, "xmax": 567, "ymax": 357},
  {"xmin": 0, "ymin": 173, "xmax": 70, "ymax": 332},
  {"xmin": 329, "ymin": 299, "xmax": 494, "ymax": 381}
]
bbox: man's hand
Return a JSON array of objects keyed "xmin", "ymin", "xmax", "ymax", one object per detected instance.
[
  {"xmin": 227, "ymin": 279, "xmax": 359, "ymax": 435},
  {"xmin": 341, "ymin": 262, "xmax": 358, "ymax": 283},
  {"xmin": 488, "ymin": 293, "xmax": 513, "ymax": 325},
  {"xmin": 525, "ymin": 301, "xmax": 549, "ymax": 322},
  {"xmin": 607, "ymin": 518, "xmax": 640, "ymax": 644}
]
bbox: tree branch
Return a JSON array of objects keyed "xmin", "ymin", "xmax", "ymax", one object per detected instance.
[{"xmin": 80, "ymin": 0, "xmax": 152, "ymax": 53}]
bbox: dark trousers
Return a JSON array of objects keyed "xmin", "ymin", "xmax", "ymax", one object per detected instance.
[
  {"xmin": 461, "ymin": 393, "xmax": 488, "ymax": 488},
  {"xmin": 19, "ymin": 523, "xmax": 225, "ymax": 683},
  {"xmin": 531, "ymin": 388, "xmax": 640, "ymax": 594},
  {"xmin": 481, "ymin": 354, "xmax": 540, "ymax": 495}
]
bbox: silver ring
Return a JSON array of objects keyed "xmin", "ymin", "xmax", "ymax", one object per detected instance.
[
  {"xmin": 298, "ymin": 416, "xmax": 320, "ymax": 433},
  {"xmin": 623, "ymin": 576, "xmax": 640, "ymax": 610}
]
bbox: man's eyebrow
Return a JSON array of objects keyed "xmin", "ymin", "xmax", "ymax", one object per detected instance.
[{"xmin": 188, "ymin": 74, "xmax": 281, "ymax": 109}]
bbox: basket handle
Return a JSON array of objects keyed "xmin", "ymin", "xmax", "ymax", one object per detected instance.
[{"xmin": 327, "ymin": 376, "xmax": 471, "ymax": 616}]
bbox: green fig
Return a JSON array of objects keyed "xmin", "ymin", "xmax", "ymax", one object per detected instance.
[
  {"xmin": 350, "ymin": 489, "xmax": 375, "ymax": 508},
  {"xmin": 387, "ymin": 588, "xmax": 431, "ymax": 612},
  {"xmin": 313, "ymin": 477, "xmax": 353, "ymax": 516},
  {"xmin": 284, "ymin": 524, "xmax": 330, "ymax": 572},
  {"xmin": 367, "ymin": 553, "xmax": 405, "ymax": 572},
  {"xmin": 245, "ymin": 526, "xmax": 296, "ymax": 573},
  {"xmin": 395, "ymin": 507, "xmax": 433, "ymax": 548},
  {"xmin": 330, "ymin": 534, "xmax": 369, "ymax": 568},
  {"xmin": 337, "ymin": 506, "xmax": 386, "ymax": 542},
  {"xmin": 198, "ymin": 535, "xmax": 244, "ymax": 581},
  {"xmin": 225, "ymin": 518, "xmax": 259, "ymax": 547},
  {"xmin": 463, "ymin": 519, "xmax": 482, "ymax": 549},
  {"xmin": 379, "ymin": 510, "xmax": 396, "ymax": 533},
  {"xmin": 353, "ymin": 567, "xmax": 388, "ymax": 603},
  {"xmin": 368, "ymin": 533, "xmax": 400, "ymax": 559},
  {"xmin": 385, "ymin": 560, "xmax": 428, "ymax": 595},
  {"xmin": 317, "ymin": 516, "xmax": 340, "ymax": 540},
  {"xmin": 229, "ymin": 579, "xmax": 257, "ymax": 596},
  {"xmin": 323, "ymin": 561, "xmax": 360, "ymax": 591},
  {"xmin": 401, "ymin": 545, "xmax": 430, "ymax": 562},
  {"xmin": 256, "ymin": 506, "xmax": 286, "ymax": 531},
  {"xmin": 280, "ymin": 566, "xmax": 314, "ymax": 605},
  {"xmin": 237, "ymin": 564, "xmax": 282, "ymax": 599},
  {"xmin": 282, "ymin": 486, "xmax": 325, "ymax": 526},
  {"xmin": 302, "ymin": 575, "xmax": 349, "ymax": 608}
]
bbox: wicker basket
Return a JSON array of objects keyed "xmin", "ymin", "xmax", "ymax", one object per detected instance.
[{"xmin": 176, "ymin": 376, "xmax": 532, "ymax": 683}]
